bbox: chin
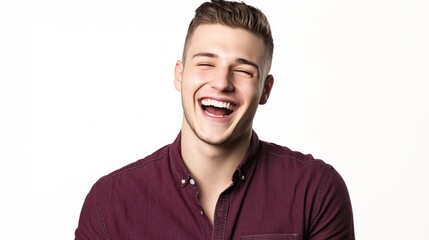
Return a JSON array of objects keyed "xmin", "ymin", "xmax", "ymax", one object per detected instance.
[
  {"xmin": 198, "ymin": 133, "xmax": 230, "ymax": 146},
  {"xmin": 198, "ymin": 129, "xmax": 248, "ymax": 147}
]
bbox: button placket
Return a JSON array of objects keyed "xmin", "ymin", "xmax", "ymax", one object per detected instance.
[{"xmin": 212, "ymin": 192, "xmax": 229, "ymax": 240}]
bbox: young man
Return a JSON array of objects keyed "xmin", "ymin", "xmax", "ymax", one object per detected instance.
[{"xmin": 75, "ymin": 0, "xmax": 355, "ymax": 239}]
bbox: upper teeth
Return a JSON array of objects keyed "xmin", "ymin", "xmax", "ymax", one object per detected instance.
[{"xmin": 202, "ymin": 99, "xmax": 233, "ymax": 110}]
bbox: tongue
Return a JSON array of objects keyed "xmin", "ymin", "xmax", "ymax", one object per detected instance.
[{"xmin": 205, "ymin": 106, "xmax": 231, "ymax": 116}]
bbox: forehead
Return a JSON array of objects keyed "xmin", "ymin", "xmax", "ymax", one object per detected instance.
[{"xmin": 185, "ymin": 24, "xmax": 266, "ymax": 63}]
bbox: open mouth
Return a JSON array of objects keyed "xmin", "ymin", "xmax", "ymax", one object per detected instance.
[{"xmin": 201, "ymin": 99, "xmax": 235, "ymax": 118}]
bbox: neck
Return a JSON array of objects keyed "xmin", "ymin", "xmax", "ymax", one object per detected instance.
[
  {"xmin": 180, "ymin": 124, "xmax": 251, "ymax": 187},
  {"xmin": 179, "ymin": 121, "xmax": 252, "ymax": 224}
]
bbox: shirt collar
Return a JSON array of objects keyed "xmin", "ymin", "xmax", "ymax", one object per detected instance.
[
  {"xmin": 233, "ymin": 130, "xmax": 260, "ymax": 185},
  {"xmin": 169, "ymin": 132, "xmax": 191, "ymax": 188},
  {"xmin": 169, "ymin": 130, "xmax": 260, "ymax": 189}
]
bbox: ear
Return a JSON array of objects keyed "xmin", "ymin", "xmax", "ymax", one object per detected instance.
[
  {"xmin": 174, "ymin": 60, "xmax": 184, "ymax": 92},
  {"xmin": 259, "ymin": 74, "xmax": 274, "ymax": 105}
]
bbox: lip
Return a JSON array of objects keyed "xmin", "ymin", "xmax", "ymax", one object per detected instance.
[{"xmin": 198, "ymin": 97, "xmax": 238, "ymax": 120}]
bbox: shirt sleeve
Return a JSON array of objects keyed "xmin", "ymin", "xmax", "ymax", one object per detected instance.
[
  {"xmin": 308, "ymin": 167, "xmax": 355, "ymax": 240},
  {"xmin": 74, "ymin": 183, "xmax": 110, "ymax": 240}
]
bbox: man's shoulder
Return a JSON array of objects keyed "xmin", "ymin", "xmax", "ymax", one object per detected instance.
[
  {"xmin": 258, "ymin": 140, "xmax": 332, "ymax": 171},
  {"xmin": 96, "ymin": 143, "xmax": 172, "ymax": 184},
  {"xmin": 257, "ymin": 140, "xmax": 347, "ymax": 200}
]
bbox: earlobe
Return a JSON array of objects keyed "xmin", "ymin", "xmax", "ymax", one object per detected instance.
[
  {"xmin": 259, "ymin": 74, "xmax": 274, "ymax": 105},
  {"xmin": 174, "ymin": 60, "xmax": 184, "ymax": 92}
]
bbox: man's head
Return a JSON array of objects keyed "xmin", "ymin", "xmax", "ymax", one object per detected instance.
[
  {"xmin": 182, "ymin": 0, "xmax": 274, "ymax": 76},
  {"xmin": 175, "ymin": 0, "xmax": 274, "ymax": 146}
]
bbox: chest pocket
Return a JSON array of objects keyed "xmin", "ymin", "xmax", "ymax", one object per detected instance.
[{"xmin": 241, "ymin": 233, "xmax": 299, "ymax": 240}]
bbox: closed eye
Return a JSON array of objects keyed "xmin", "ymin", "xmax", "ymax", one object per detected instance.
[
  {"xmin": 197, "ymin": 63, "xmax": 215, "ymax": 69},
  {"xmin": 234, "ymin": 69, "xmax": 254, "ymax": 78}
]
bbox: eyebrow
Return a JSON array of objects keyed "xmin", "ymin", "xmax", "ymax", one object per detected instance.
[{"xmin": 192, "ymin": 52, "xmax": 260, "ymax": 72}]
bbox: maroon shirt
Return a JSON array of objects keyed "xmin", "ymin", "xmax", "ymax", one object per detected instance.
[{"xmin": 75, "ymin": 131, "xmax": 354, "ymax": 240}]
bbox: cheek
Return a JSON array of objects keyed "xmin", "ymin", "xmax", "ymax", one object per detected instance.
[
  {"xmin": 180, "ymin": 73, "xmax": 209, "ymax": 104},
  {"xmin": 182, "ymin": 71, "xmax": 208, "ymax": 89},
  {"xmin": 235, "ymin": 81, "xmax": 262, "ymax": 101}
]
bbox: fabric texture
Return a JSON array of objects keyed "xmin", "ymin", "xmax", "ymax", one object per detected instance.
[{"xmin": 75, "ymin": 131, "xmax": 354, "ymax": 240}]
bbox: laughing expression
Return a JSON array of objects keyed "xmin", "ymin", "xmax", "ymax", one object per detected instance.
[{"xmin": 175, "ymin": 24, "xmax": 273, "ymax": 146}]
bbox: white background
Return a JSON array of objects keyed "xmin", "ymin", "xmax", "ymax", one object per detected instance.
[{"xmin": 1, "ymin": 0, "xmax": 428, "ymax": 239}]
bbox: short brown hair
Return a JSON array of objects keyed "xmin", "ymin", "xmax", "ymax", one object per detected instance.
[{"xmin": 182, "ymin": 0, "xmax": 274, "ymax": 73}]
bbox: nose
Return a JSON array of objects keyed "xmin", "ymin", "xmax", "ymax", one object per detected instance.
[{"xmin": 210, "ymin": 67, "xmax": 234, "ymax": 92}]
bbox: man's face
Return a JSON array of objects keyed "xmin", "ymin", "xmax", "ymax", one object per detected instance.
[{"xmin": 175, "ymin": 24, "xmax": 273, "ymax": 146}]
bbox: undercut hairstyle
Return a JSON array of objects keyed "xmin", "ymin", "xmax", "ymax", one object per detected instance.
[{"xmin": 182, "ymin": 0, "xmax": 274, "ymax": 73}]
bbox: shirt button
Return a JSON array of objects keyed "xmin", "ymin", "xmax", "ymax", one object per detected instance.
[
  {"xmin": 199, "ymin": 211, "xmax": 204, "ymax": 215},
  {"xmin": 181, "ymin": 179, "xmax": 186, "ymax": 184},
  {"xmin": 189, "ymin": 178, "xmax": 196, "ymax": 185},
  {"xmin": 241, "ymin": 175, "xmax": 246, "ymax": 181}
]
